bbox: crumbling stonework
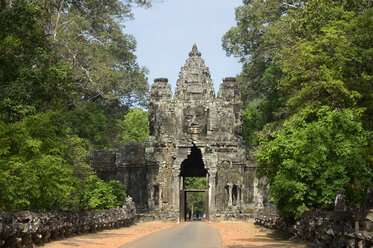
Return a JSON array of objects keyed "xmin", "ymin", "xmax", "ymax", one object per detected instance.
[
  {"xmin": 91, "ymin": 143, "xmax": 148, "ymax": 212},
  {"xmin": 255, "ymin": 208, "xmax": 373, "ymax": 247},
  {"xmin": 0, "ymin": 197, "xmax": 136, "ymax": 247},
  {"xmin": 91, "ymin": 45, "xmax": 257, "ymax": 221}
]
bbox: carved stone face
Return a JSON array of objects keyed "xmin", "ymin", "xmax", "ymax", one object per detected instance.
[{"xmin": 182, "ymin": 106, "xmax": 208, "ymax": 134}]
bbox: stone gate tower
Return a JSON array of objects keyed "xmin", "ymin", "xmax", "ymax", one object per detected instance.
[{"xmin": 145, "ymin": 44, "xmax": 256, "ymax": 221}]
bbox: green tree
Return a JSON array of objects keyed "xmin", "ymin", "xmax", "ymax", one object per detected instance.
[
  {"xmin": 224, "ymin": 0, "xmax": 373, "ymax": 219},
  {"xmin": 184, "ymin": 177, "xmax": 206, "ymax": 190},
  {"xmin": 42, "ymin": 0, "xmax": 150, "ymax": 107},
  {"xmin": 119, "ymin": 108, "xmax": 149, "ymax": 143},
  {"xmin": 78, "ymin": 176, "xmax": 126, "ymax": 211},
  {"xmin": 268, "ymin": 2, "xmax": 373, "ymax": 125},
  {"xmin": 0, "ymin": 111, "xmax": 127, "ymax": 211},
  {"xmin": 255, "ymin": 107, "xmax": 372, "ymax": 217},
  {"xmin": 223, "ymin": 0, "xmax": 373, "ymax": 146},
  {"xmin": 242, "ymin": 88, "xmax": 282, "ymax": 145},
  {"xmin": 186, "ymin": 192, "xmax": 205, "ymax": 218},
  {"xmin": 222, "ymin": 0, "xmax": 305, "ymax": 105},
  {"xmin": 0, "ymin": 0, "xmax": 72, "ymax": 122},
  {"xmin": 46, "ymin": 0, "xmax": 152, "ymax": 147},
  {"xmin": 0, "ymin": 112, "xmax": 75, "ymax": 211},
  {"xmin": 222, "ymin": 0, "xmax": 299, "ymax": 145},
  {"xmin": 59, "ymin": 104, "xmax": 109, "ymax": 148},
  {"xmin": 0, "ymin": 0, "xmax": 145, "ymax": 211}
]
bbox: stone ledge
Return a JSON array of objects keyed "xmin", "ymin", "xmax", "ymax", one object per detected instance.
[
  {"xmin": 0, "ymin": 198, "xmax": 136, "ymax": 248},
  {"xmin": 222, "ymin": 77, "xmax": 236, "ymax": 83},
  {"xmin": 254, "ymin": 208, "xmax": 373, "ymax": 247},
  {"xmin": 154, "ymin": 78, "xmax": 168, "ymax": 83}
]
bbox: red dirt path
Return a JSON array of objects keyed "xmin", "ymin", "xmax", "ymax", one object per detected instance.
[
  {"xmin": 43, "ymin": 221, "xmax": 313, "ymax": 248},
  {"xmin": 212, "ymin": 221, "xmax": 311, "ymax": 248}
]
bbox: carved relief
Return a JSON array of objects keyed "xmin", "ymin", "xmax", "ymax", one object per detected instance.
[{"xmin": 182, "ymin": 106, "xmax": 208, "ymax": 135}]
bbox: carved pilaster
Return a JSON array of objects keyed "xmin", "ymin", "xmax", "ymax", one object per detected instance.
[
  {"xmin": 159, "ymin": 184, "xmax": 163, "ymax": 210},
  {"xmin": 227, "ymin": 183, "xmax": 233, "ymax": 207},
  {"xmin": 239, "ymin": 184, "xmax": 245, "ymax": 208},
  {"xmin": 148, "ymin": 184, "xmax": 154, "ymax": 210},
  {"xmin": 208, "ymin": 168, "xmax": 217, "ymax": 217},
  {"xmin": 172, "ymin": 169, "xmax": 180, "ymax": 211}
]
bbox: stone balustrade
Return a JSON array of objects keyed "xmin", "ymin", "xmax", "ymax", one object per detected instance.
[
  {"xmin": 0, "ymin": 197, "xmax": 136, "ymax": 247},
  {"xmin": 255, "ymin": 208, "xmax": 373, "ymax": 247}
]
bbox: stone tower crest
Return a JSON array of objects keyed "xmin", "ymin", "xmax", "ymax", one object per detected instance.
[
  {"xmin": 145, "ymin": 44, "xmax": 255, "ymax": 221},
  {"xmin": 92, "ymin": 45, "xmax": 257, "ymax": 222}
]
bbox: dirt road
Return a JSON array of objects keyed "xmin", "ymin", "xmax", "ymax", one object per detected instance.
[
  {"xmin": 120, "ymin": 222, "xmax": 221, "ymax": 248},
  {"xmin": 212, "ymin": 221, "xmax": 311, "ymax": 248},
  {"xmin": 43, "ymin": 221, "xmax": 312, "ymax": 248},
  {"xmin": 43, "ymin": 221, "xmax": 176, "ymax": 248}
]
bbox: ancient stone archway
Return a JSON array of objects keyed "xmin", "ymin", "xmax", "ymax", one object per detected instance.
[
  {"xmin": 144, "ymin": 44, "xmax": 257, "ymax": 221},
  {"xmin": 180, "ymin": 144, "xmax": 207, "ymax": 178},
  {"xmin": 92, "ymin": 45, "xmax": 258, "ymax": 221},
  {"xmin": 178, "ymin": 144, "xmax": 209, "ymax": 221}
]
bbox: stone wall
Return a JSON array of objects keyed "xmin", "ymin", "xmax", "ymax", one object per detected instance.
[
  {"xmin": 255, "ymin": 208, "xmax": 373, "ymax": 247},
  {"xmin": 0, "ymin": 197, "xmax": 136, "ymax": 248},
  {"xmin": 90, "ymin": 143, "xmax": 149, "ymax": 212}
]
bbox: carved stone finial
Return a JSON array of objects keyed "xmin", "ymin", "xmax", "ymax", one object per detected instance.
[
  {"xmin": 223, "ymin": 77, "xmax": 236, "ymax": 83},
  {"xmin": 154, "ymin": 78, "xmax": 168, "ymax": 83},
  {"xmin": 189, "ymin": 43, "xmax": 201, "ymax": 57}
]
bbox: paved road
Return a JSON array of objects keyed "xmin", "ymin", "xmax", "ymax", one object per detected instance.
[{"xmin": 119, "ymin": 222, "xmax": 221, "ymax": 248}]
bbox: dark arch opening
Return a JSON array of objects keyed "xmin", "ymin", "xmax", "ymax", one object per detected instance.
[
  {"xmin": 232, "ymin": 185, "xmax": 238, "ymax": 206},
  {"xmin": 179, "ymin": 144, "xmax": 208, "ymax": 222},
  {"xmin": 180, "ymin": 144, "xmax": 207, "ymax": 178},
  {"xmin": 154, "ymin": 185, "xmax": 159, "ymax": 207}
]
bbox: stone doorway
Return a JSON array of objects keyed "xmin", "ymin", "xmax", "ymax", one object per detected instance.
[
  {"xmin": 179, "ymin": 145, "xmax": 209, "ymax": 222},
  {"xmin": 181, "ymin": 190, "xmax": 208, "ymax": 222}
]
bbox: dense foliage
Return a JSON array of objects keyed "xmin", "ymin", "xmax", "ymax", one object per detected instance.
[
  {"xmin": 119, "ymin": 108, "xmax": 149, "ymax": 143},
  {"xmin": 50, "ymin": 0, "xmax": 150, "ymax": 106},
  {"xmin": 0, "ymin": 1, "xmax": 71, "ymax": 122},
  {"xmin": 224, "ymin": 0, "xmax": 373, "ymax": 217},
  {"xmin": 0, "ymin": 112, "xmax": 126, "ymax": 211},
  {"xmin": 0, "ymin": 0, "xmax": 150, "ymax": 211},
  {"xmin": 256, "ymin": 107, "xmax": 372, "ymax": 217}
]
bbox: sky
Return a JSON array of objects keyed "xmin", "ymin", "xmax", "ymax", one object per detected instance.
[{"xmin": 125, "ymin": 0, "xmax": 243, "ymax": 93}]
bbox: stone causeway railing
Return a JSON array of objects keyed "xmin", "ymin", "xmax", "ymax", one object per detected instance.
[
  {"xmin": 255, "ymin": 208, "xmax": 373, "ymax": 248},
  {"xmin": 0, "ymin": 197, "xmax": 136, "ymax": 247}
]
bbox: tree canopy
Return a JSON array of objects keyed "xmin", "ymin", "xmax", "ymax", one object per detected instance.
[
  {"xmin": 224, "ymin": 0, "xmax": 373, "ymax": 217},
  {"xmin": 119, "ymin": 107, "xmax": 149, "ymax": 143},
  {"xmin": 0, "ymin": 0, "xmax": 150, "ymax": 211},
  {"xmin": 0, "ymin": 112, "xmax": 126, "ymax": 211},
  {"xmin": 256, "ymin": 107, "xmax": 372, "ymax": 217},
  {"xmin": 0, "ymin": 1, "xmax": 72, "ymax": 122},
  {"xmin": 50, "ymin": 0, "xmax": 150, "ymax": 106}
]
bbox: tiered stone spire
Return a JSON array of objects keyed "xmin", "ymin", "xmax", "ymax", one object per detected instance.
[
  {"xmin": 174, "ymin": 44, "xmax": 215, "ymax": 101},
  {"xmin": 188, "ymin": 43, "xmax": 201, "ymax": 57}
]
